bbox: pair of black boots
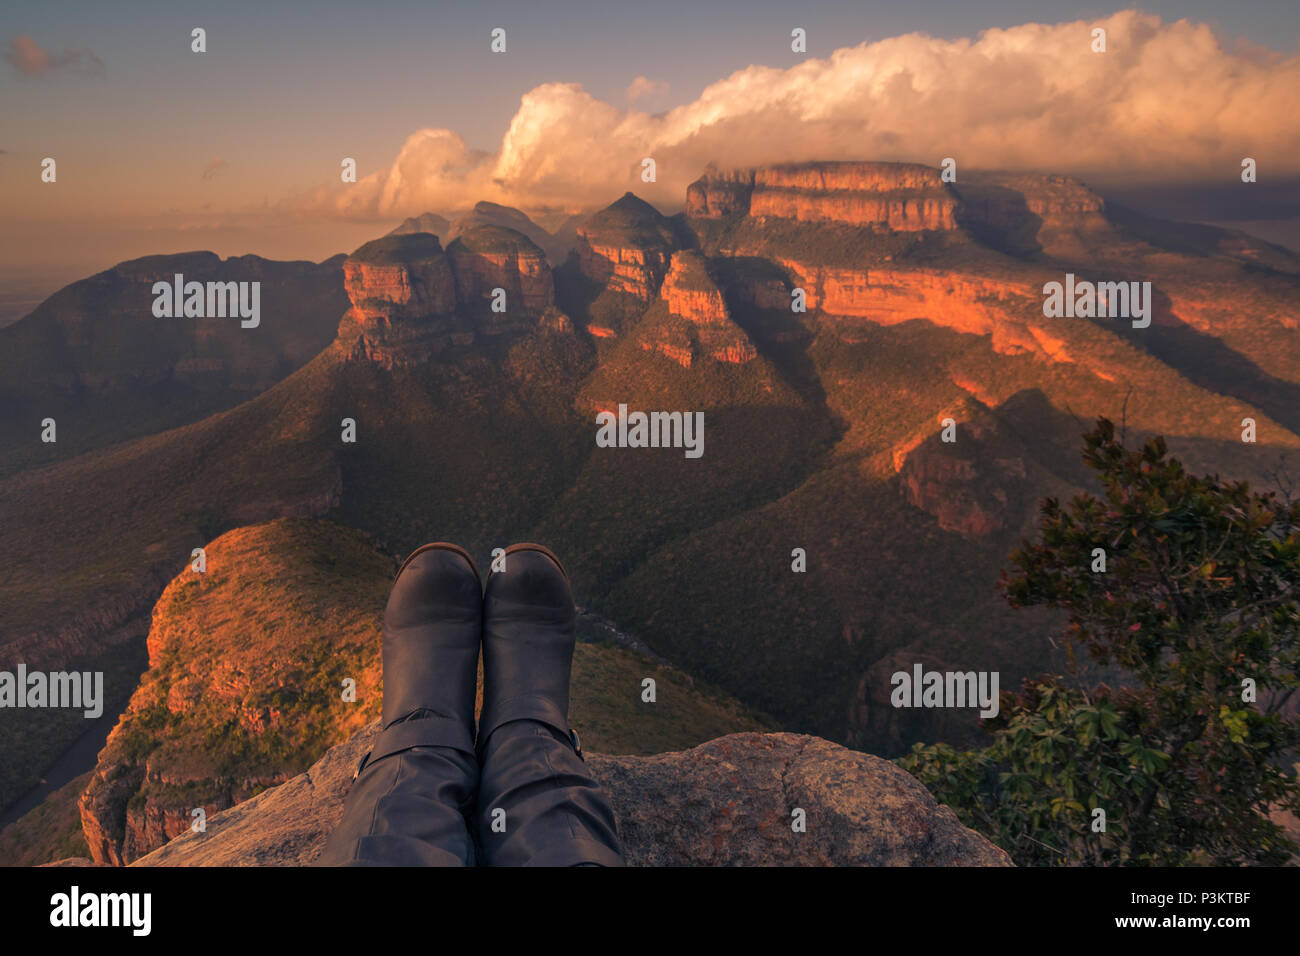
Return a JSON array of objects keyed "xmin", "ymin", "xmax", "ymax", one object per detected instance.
[{"xmin": 320, "ymin": 542, "xmax": 625, "ymax": 866}]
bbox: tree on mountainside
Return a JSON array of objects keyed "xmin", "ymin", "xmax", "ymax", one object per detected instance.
[{"xmin": 902, "ymin": 419, "xmax": 1300, "ymax": 865}]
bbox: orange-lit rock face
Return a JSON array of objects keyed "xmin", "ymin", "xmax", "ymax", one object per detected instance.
[
  {"xmin": 757, "ymin": 164, "xmax": 944, "ymax": 193},
  {"xmin": 78, "ymin": 519, "xmax": 385, "ymax": 866},
  {"xmin": 343, "ymin": 257, "xmax": 457, "ymax": 322},
  {"xmin": 779, "ymin": 260, "xmax": 1067, "ymax": 360},
  {"xmin": 335, "ymin": 240, "xmax": 464, "ymax": 367},
  {"xmin": 648, "ymin": 252, "xmax": 759, "ymax": 367},
  {"xmin": 987, "ymin": 174, "xmax": 1106, "ymax": 219},
  {"xmin": 685, "ymin": 169, "xmax": 753, "ymax": 218},
  {"xmin": 898, "ymin": 454, "xmax": 1008, "ymax": 537},
  {"xmin": 575, "ymin": 237, "xmax": 672, "ymax": 300},
  {"xmin": 447, "ymin": 244, "xmax": 554, "ymax": 313},
  {"xmin": 687, "ymin": 162, "xmax": 959, "ymax": 231},
  {"xmin": 661, "ymin": 253, "xmax": 730, "ymax": 326},
  {"xmin": 641, "ymin": 338, "xmax": 694, "ymax": 368},
  {"xmin": 339, "ymin": 255, "xmax": 457, "ymax": 363},
  {"xmin": 574, "ymin": 192, "xmax": 680, "ymax": 300},
  {"xmin": 753, "ymin": 194, "xmax": 956, "ymax": 231}
]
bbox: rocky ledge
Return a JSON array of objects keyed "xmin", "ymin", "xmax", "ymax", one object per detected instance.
[
  {"xmin": 687, "ymin": 161, "xmax": 960, "ymax": 231},
  {"xmin": 113, "ymin": 724, "xmax": 1009, "ymax": 866}
]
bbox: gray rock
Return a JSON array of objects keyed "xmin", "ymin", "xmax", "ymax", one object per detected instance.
[{"xmin": 130, "ymin": 723, "xmax": 1010, "ymax": 867}]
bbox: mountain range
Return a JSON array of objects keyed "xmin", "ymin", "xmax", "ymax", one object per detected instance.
[{"xmin": 2, "ymin": 159, "xmax": 1298, "ymax": 862}]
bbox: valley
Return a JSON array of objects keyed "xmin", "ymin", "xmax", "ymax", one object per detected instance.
[{"xmin": 2, "ymin": 159, "xmax": 1298, "ymax": 863}]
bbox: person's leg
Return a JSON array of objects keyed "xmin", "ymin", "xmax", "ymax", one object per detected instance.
[
  {"xmin": 475, "ymin": 544, "xmax": 625, "ymax": 867},
  {"xmin": 319, "ymin": 543, "xmax": 482, "ymax": 866}
]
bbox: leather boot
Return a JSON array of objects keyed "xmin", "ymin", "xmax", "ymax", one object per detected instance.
[
  {"xmin": 475, "ymin": 544, "xmax": 625, "ymax": 867},
  {"xmin": 319, "ymin": 543, "xmax": 482, "ymax": 866}
]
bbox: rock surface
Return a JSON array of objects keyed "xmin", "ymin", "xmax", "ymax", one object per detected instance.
[
  {"xmin": 129, "ymin": 722, "xmax": 1010, "ymax": 866},
  {"xmin": 334, "ymin": 229, "xmax": 563, "ymax": 366},
  {"xmin": 778, "ymin": 262, "xmax": 1056, "ymax": 357},
  {"xmin": 446, "ymin": 225, "xmax": 555, "ymax": 317},
  {"xmin": 79, "ymin": 519, "xmax": 389, "ymax": 866},
  {"xmin": 687, "ymin": 162, "xmax": 960, "ymax": 231},
  {"xmin": 575, "ymin": 193, "xmax": 679, "ymax": 301},
  {"xmin": 647, "ymin": 251, "xmax": 758, "ymax": 367},
  {"xmin": 335, "ymin": 234, "xmax": 463, "ymax": 367},
  {"xmin": 73, "ymin": 518, "xmax": 772, "ymax": 867}
]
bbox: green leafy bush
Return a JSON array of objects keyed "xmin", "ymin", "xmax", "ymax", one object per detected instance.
[{"xmin": 903, "ymin": 418, "xmax": 1300, "ymax": 865}]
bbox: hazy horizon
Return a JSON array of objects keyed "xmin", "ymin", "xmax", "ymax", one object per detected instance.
[{"xmin": 4, "ymin": 1, "xmax": 1300, "ymax": 308}]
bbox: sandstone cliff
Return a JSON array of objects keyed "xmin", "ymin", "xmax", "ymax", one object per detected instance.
[
  {"xmin": 124, "ymin": 722, "xmax": 1010, "ymax": 867},
  {"xmin": 334, "ymin": 228, "xmax": 565, "ymax": 366},
  {"xmin": 954, "ymin": 173, "xmax": 1113, "ymax": 258},
  {"xmin": 641, "ymin": 250, "xmax": 758, "ymax": 367},
  {"xmin": 892, "ymin": 401, "xmax": 1078, "ymax": 539},
  {"xmin": 687, "ymin": 162, "xmax": 960, "ymax": 231},
  {"xmin": 777, "ymin": 262, "xmax": 1065, "ymax": 359},
  {"xmin": 575, "ymin": 193, "xmax": 680, "ymax": 302},
  {"xmin": 446, "ymin": 225, "xmax": 556, "ymax": 320},
  {"xmin": 335, "ymin": 233, "xmax": 464, "ymax": 367}
]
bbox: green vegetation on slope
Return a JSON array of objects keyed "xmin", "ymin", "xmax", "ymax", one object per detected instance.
[
  {"xmin": 0, "ymin": 772, "xmax": 92, "ymax": 867},
  {"xmin": 903, "ymin": 421, "xmax": 1300, "ymax": 865}
]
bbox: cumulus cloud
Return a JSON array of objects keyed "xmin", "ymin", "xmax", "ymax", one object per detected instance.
[
  {"xmin": 5, "ymin": 34, "xmax": 103, "ymax": 76},
  {"xmin": 289, "ymin": 11, "xmax": 1300, "ymax": 221},
  {"xmin": 200, "ymin": 158, "xmax": 230, "ymax": 181},
  {"xmin": 626, "ymin": 75, "xmax": 669, "ymax": 103}
]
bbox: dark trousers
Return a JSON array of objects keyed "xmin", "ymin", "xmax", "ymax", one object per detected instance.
[{"xmin": 320, "ymin": 718, "xmax": 624, "ymax": 867}]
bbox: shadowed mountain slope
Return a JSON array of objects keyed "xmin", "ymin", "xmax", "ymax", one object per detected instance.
[
  {"xmin": 4, "ymin": 162, "xmax": 1299, "ymax": 820},
  {"xmin": 0, "ymin": 252, "xmax": 347, "ymax": 480}
]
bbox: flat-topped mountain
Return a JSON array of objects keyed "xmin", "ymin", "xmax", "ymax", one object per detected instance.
[
  {"xmin": 336, "ymin": 228, "xmax": 564, "ymax": 367},
  {"xmin": 688, "ymin": 161, "xmax": 959, "ymax": 231},
  {"xmin": 642, "ymin": 250, "xmax": 758, "ymax": 367},
  {"xmin": 447, "ymin": 225, "xmax": 555, "ymax": 315},
  {"xmin": 336, "ymin": 233, "xmax": 463, "ymax": 367},
  {"xmin": 4, "ymin": 158, "xmax": 1300, "ymax": 831}
]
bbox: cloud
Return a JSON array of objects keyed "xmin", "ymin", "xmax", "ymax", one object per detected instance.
[
  {"xmin": 200, "ymin": 158, "xmax": 230, "ymax": 181},
  {"xmin": 289, "ymin": 11, "xmax": 1300, "ymax": 221},
  {"xmin": 626, "ymin": 76, "xmax": 669, "ymax": 103},
  {"xmin": 5, "ymin": 35, "xmax": 103, "ymax": 76}
]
